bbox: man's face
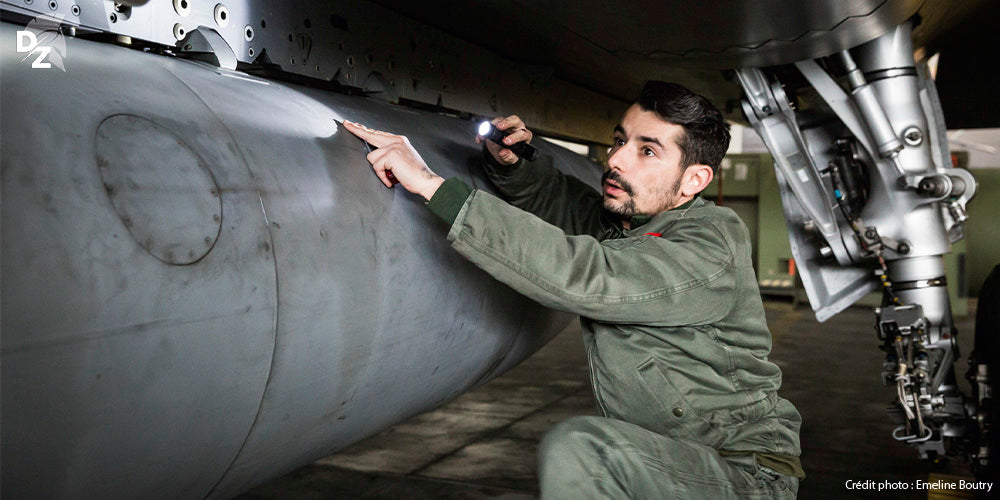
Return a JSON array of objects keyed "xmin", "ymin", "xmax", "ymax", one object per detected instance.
[{"xmin": 602, "ymin": 104, "xmax": 688, "ymax": 220}]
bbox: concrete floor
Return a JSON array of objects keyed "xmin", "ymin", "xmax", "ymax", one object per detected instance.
[{"xmin": 239, "ymin": 298, "xmax": 982, "ymax": 499}]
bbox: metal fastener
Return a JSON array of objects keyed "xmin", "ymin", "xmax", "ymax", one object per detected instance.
[{"xmin": 903, "ymin": 126, "xmax": 923, "ymax": 147}]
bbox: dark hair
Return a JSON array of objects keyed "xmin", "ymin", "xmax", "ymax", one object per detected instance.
[{"xmin": 635, "ymin": 81, "xmax": 731, "ymax": 173}]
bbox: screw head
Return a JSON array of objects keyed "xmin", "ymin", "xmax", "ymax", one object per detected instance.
[{"xmin": 903, "ymin": 126, "xmax": 923, "ymax": 146}]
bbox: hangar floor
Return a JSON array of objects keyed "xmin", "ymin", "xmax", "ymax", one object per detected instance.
[{"xmin": 239, "ymin": 298, "xmax": 980, "ymax": 499}]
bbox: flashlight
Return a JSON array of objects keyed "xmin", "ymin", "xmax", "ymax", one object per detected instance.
[{"xmin": 478, "ymin": 121, "xmax": 538, "ymax": 161}]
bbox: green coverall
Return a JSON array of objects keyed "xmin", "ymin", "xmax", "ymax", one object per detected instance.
[{"xmin": 425, "ymin": 151, "xmax": 804, "ymax": 499}]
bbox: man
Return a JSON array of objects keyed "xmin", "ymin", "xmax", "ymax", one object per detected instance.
[{"xmin": 343, "ymin": 81, "xmax": 803, "ymax": 499}]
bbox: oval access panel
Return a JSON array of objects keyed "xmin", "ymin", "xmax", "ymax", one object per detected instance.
[{"xmin": 95, "ymin": 114, "xmax": 222, "ymax": 265}]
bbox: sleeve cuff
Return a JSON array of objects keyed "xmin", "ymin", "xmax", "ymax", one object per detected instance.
[
  {"xmin": 481, "ymin": 144, "xmax": 524, "ymax": 173},
  {"xmin": 427, "ymin": 177, "xmax": 474, "ymax": 225}
]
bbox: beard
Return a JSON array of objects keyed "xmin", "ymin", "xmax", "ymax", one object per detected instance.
[
  {"xmin": 604, "ymin": 197, "xmax": 637, "ymax": 218},
  {"xmin": 601, "ymin": 170, "xmax": 684, "ymax": 220},
  {"xmin": 601, "ymin": 170, "xmax": 637, "ymax": 217}
]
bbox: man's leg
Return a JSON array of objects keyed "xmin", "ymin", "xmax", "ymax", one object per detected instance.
[{"xmin": 538, "ymin": 416, "xmax": 796, "ymax": 499}]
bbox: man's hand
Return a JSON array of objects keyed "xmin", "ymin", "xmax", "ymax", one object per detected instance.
[
  {"xmin": 477, "ymin": 115, "xmax": 533, "ymax": 165},
  {"xmin": 343, "ymin": 121, "xmax": 445, "ymax": 201}
]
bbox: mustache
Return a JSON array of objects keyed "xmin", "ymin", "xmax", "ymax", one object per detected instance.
[{"xmin": 601, "ymin": 170, "xmax": 634, "ymax": 196}]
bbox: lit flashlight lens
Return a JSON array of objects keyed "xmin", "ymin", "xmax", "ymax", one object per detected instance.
[{"xmin": 478, "ymin": 121, "xmax": 493, "ymax": 137}]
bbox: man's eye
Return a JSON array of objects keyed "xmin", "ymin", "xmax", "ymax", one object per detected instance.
[
  {"xmin": 614, "ymin": 137, "xmax": 625, "ymax": 146},
  {"xmin": 642, "ymin": 147, "xmax": 655, "ymax": 157}
]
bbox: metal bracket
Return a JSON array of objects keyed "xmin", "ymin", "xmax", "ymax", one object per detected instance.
[
  {"xmin": 795, "ymin": 60, "xmax": 876, "ymax": 158},
  {"xmin": 736, "ymin": 68, "xmax": 850, "ymax": 265},
  {"xmin": 899, "ymin": 172, "xmax": 973, "ymax": 202},
  {"xmin": 177, "ymin": 26, "xmax": 237, "ymax": 70},
  {"xmin": 898, "ymin": 167, "xmax": 976, "ymax": 243},
  {"xmin": 877, "ymin": 304, "xmax": 928, "ymax": 340}
]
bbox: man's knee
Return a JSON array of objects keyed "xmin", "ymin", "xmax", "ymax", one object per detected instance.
[
  {"xmin": 539, "ymin": 416, "xmax": 609, "ymax": 465},
  {"xmin": 538, "ymin": 417, "xmax": 615, "ymax": 498}
]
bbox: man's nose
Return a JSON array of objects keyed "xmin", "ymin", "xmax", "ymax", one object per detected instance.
[{"xmin": 607, "ymin": 145, "xmax": 626, "ymax": 171}]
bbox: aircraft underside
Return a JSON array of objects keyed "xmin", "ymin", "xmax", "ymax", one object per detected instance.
[{"xmin": 1, "ymin": 0, "xmax": 995, "ymax": 497}]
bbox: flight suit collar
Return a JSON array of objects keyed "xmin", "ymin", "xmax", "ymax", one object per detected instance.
[{"xmin": 619, "ymin": 196, "xmax": 704, "ymax": 236}]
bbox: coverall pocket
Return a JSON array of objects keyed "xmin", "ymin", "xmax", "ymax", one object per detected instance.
[{"xmin": 635, "ymin": 358, "xmax": 728, "ymax": 448}]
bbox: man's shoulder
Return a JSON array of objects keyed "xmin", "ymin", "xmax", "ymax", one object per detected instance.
[
  {"xmin": 686, "ymin": 198, "xmax": 739, "ymax": 219},
  {"xmin": 638, "ymin": 199, "xmax": 750, "ymax": 255},
  {"xmin": 646, "ymin": 198, "xmax": 739, "ymax": 230},
  {"xmin": 685, "ymin": 200, "xmax": 750, "ymax": 234}
]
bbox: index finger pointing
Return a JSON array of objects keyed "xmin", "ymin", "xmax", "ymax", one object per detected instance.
[{"xmin": 342, "ymin": 120, "xmax": 397, "ymax": 148}]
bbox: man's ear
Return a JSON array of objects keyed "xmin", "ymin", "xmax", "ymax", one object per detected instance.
[{"xmin": 680, "ymin": 164, "xmax": 714, "ymax": 197}]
